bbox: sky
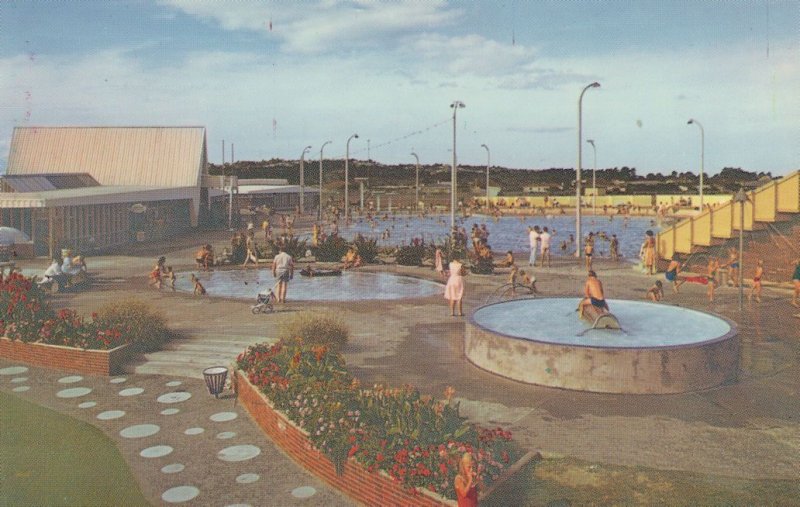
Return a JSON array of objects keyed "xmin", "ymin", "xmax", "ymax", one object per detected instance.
[{"xmin": 0, "ymin": 1, "xmax": 798, "ymax": 175}]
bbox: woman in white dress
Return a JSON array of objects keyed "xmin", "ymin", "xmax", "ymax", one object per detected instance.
[{"xmin": 444, "ymin": 259, "xmax": 465, "ymax": 316}]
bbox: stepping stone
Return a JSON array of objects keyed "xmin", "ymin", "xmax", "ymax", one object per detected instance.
[
  {"xmin": 161, "ymin": 408, "xmax": 180, "ymax": 416},
  {"xmin": 56, "ymin": 387, "xmax": 92, "ymax": 398},
  {"xmin": 184, "ymin": 427, "xmax": 204, "ymax": 435},
  {"xmin": 216, "ymin": 431, "xmax": 236, "ymax": 440},
  {"xmin": 10, "ymin": 377, "xmax": 28, "ymax": 383},
  {"xmin": 118, "ymin": 387, "xmax": 144, "ymax": 397},
  {"xmin": 166, "ymin": 380, "xmax": 183, "ymax": 387},
  {"xmin": 291, "ymin": 486, "xmax": 317, "ymax": 499},
  {"xmin": 161, "ymin": 463, "xmax": 185, "ymax": 474},
  {"xmin": 57, "ymin": 375, "xmax": 83, "ymax": 384},
  {"xmin": 157, "ymin": 392, "xmax": 192, "ymax": 404},
  {"xmin": 78, "ymin": 401, "xmax": 97, "ymax": 409},
  {"xmin": 97, "ymin": 410, "xmax": 126, "ymax": 420},
  {"xmin": 110, "ymin": 377, "xmax": 127, "ymax": 384},
  {"xmin": 120, "ymin": 424, "xmax": 160, "ymax": 438},
  {"xmin": 12, "ymin": 385, "xmax": 30, "ymax": 393},
  {"xmin": 210, "ymin": 411, "xmax": 237, "ymax": 422},
  {"xmin": 235, "ymin": 473, "xmax": 259, "ymax": 484},
  {"xmin": 140, "ymin": 445, "xmax": 173, "ymax": 458},
  {"xmin": 0, "ymin": 366, "xmax": 28, "ymax": 375},
  {"xmin": 217, "ymin": 445, "xmax": 261, "ymax": 462},
  {"xmin": 161, "ymin": 485, "xmax": 199, "ymax": 503}
]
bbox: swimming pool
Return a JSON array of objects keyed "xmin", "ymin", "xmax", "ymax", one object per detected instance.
[
  {"xmin": 329, "ymin": 214, "xmax": 659, "ymax": 259},
  {"xmin": 174, "ymin": 269, "xmax": 443, "ymax": 301}
]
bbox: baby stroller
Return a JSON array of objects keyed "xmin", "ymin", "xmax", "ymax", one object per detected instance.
[{"xmin": 251, "ymin": 284, "xmax": 277, "ymax": 314}]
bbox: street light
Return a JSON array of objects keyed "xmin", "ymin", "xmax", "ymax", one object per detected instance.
[
  {"xmin": 481, "ymin": 144, "xmax": 491, "ymax": 208},
  {"xmin": 687, "ymin": 118, "xmax": 705, "ymax": 211},
  {"xmin": 299, "ymin": 145, "xmax": 312, "ymax": 214},
  {"xmin": 344, "ymin": 133, "xmax": 359, "ymax": 222},
  {"xmin": 411, "ymin": 152, "xmax": 420, "ymax": 211},
  {"xmin": 734, "ymin": 188, "xmax": 747, "ymax": 310},
  {"xmin": 586, "ymin": 139, "xmax": 597, "ymax": 217},
  {"xmin": 450, "ymin": 100, "xmax": 466, "ymax": 231},
  {"xmin": 318, "ymin": 141, "xmax": 332, "ymax": 221},
  {"xmin": 576, "ymin": 82, "xmax": 600, "ymax": 258}
]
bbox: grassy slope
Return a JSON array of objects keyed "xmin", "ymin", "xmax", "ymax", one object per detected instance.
[{"xmin": 0, "ymin": 391, "xmax": 150, "ymax": 507}]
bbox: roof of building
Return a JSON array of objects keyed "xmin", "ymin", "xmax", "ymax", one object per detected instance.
[
  {"xmin": 6, "ymin": 126, "xmax": 207, "ymax": 188},
  {"xmin": 2, "ymin": 173, "xmax": 100, "ymax": 192},
  {"xmin": 0, "ymin": 185, "xmax": 220, "ymax": 209},
  {"xmin": 237, "ymin": 184, "xmax": 318, "ymax": 195}
]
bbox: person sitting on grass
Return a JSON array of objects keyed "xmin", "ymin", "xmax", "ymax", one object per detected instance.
[
  {"xmin": 579, "ymin": 270, "xmax": 608, "ymax": 319},
  {"xmin": 646, "ymin": 280, "xmax": 664, "ymax": 302},
  {"xmin": 190, "ymin": 274, "xmax": 206, "ymax": 296}
]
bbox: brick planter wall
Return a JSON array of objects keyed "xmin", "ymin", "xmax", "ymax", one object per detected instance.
[
  {"xmin": 0, "ymin": 337, "xmax": 130, "ymax": 376},
  {"xmin": 236, "ymin": 371, "xmax": 457, "ymax": 507}
]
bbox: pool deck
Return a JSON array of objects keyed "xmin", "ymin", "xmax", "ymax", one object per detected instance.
[{"xmin": 2, "ymin": 224, "xmax": 799, "ymax": 505}]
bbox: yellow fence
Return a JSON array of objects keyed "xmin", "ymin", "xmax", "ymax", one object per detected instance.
[{"xmin": 656, "ymin": 171, "xmax": 799, "ymax": 261}]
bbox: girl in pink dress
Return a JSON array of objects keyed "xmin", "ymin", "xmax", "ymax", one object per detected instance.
[{"xmin": 444, "ymin": 259, "xmax": 465, "ymax": 316}]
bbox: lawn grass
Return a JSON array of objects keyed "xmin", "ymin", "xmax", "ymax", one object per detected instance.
[
  {"xmin": 483, "ymin": 456, "xmax": 800, "ymax": 506},
  {"xmin": 0, "ymin": 390, "xmax": 150, "ymax": 507}
]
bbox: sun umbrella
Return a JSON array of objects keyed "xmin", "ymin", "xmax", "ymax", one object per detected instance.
[{"xmin": 0, "ymin": 227, "xmax": 31, "ymax": 245}]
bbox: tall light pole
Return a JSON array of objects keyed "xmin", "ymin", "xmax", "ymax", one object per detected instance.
[
  {"xmin": 576, "ymin": 82, "xmax": 600, "ymax": 258},
  {"xmin": 450, "ymin": 101, "xmax": 466, "ymax": 231},
  {"xmin": 481, "ymin": 144, "xmax": 491, "ymax": 208},
  {"xmin": 411, "ymin": 152, "xmax": 420, "ymax": 211},
  {"xmin": 587, "ymin": 139, "xmax": 597, "ymax": 217},
  {"xmin": 319, "ymin": 141, "xmax": 332, "ymax": 221},
  {"xmin": 344, "ymin": 133, "xmax": 359, "ymax": 222},
  {"xmin": 299, "ymin": 145, "xmax": 312, "ymax": 215},
  {"xmin": 734, "ymin": 188, "xmax": 747, "ymax": 310},
  {"xmin": 687, "ymin": 119, "xmax": 705, "ymax": 211}
]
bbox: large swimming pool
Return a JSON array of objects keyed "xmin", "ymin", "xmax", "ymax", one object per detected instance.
[
  {"xmin": 327, "ymin": 214, "xmax": 659, "ymax": 259},
  {"xmin": 175, "ymin": 269, "xmax": 443, "ymax": 301}
]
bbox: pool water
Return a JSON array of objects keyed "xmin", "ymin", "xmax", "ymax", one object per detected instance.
[
  {"xmin": 472, "ymin": 298, "xmax": 732, "ymax": 348},
  {"xmin": 175, "ymin": 269, "xmax": 443, "ymax": 301},
  {"xmin": 331, "ymin": 214, "xmax": 659, "ymax": 259}
]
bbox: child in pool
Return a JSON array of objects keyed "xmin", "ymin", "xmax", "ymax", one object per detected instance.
[
  {"xmin": 191, "ymin": 274, "xmax": 206, "ymax": 296},
  {"xmin": 166, "ymin": 266, "xmax": 176, "ymax": 291}
]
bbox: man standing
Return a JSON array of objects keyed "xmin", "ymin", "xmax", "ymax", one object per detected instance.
[
  {"xmin": 271, "ymin": 245, "xmax": 294, "ymax": 303},
  {"xmin": 528, "ymin": 225, "xmax": 540, "ymax": 266},
  {"xmin": 539, "ymin": 226, "xmax": 552, "ymax": 268}
]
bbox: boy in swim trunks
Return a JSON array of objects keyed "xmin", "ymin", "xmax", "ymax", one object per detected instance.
[
  {"xmin": 749, "ymin": 260, "xmax": 763, "ymax": 303},
  {"xmin": 579, "ymin": 271, "xmax": 608, "ymax": 319}
]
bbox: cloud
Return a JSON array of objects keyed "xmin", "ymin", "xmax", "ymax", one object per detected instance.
[{"xmin": 407, "ymin": 33, "xmax": 537, "ymax": 77}]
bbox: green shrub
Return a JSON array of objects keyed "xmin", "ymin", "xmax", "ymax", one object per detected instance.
[
  {"xmin": 313, "ymin": 235, "xmax": 350, "ymax": 262},
  {"xmin": 94, "ymin": 299, "xmax": 170, "ymax": 352},
  {"xmin": 260, "ymin": 236, "xmax": 308, "ymax": 260},
  {"xmin": 352, "ymin": 235, "xmax": 379, "ymax": 264},
  {"xmin": 278, "ymin": 311, "xmax": 349, "ymax": 352},
  {"xmin": 395, "ymin": 244, "xmax": 426, "ymax": 266}
]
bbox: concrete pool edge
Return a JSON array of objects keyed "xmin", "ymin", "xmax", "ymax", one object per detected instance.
[{"xmin": 465, "ymin": 298, "xmax": 740, "ymax": 394}]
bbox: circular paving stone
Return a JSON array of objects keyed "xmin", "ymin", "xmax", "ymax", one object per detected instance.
[
  {"xmin": 225, "ymin": 504, "xmax": 253, "ymax": 507},
  {"xmin": 184, "ymin": 427, "xmax": 204, "ymax": 435},
  {"xmin": 216, "ymin": 431, "xmax": 236, "ymax": 440},
  {"xmin": 12, "ymin": 385, "xmax": 30, "ymax": 393},
  {"xmin": 165, "ymin": 380, "xmax": 182, "ymax": 387},
  {"xmin": 161, "ymin": 463, "xmax": 185, "ymax": 474},
  {"xmin": 161, "ymin": 485, "xmax": 199, "ymax": 503},
  {"xmin": 57, "ymin": 375, "xmax": 83, "ymax": 384},
  {"xmin": 217, "ymin": 445, "xmax": 261, "ymax": 462},
  {"xmin": 160, "ymin": 408, "xmax": 180, "ymax": 416},
  {"xmin": 157, "ymin": 392, "xmax": 192, "ymax": 404},
  {"xmin": 140, "ymin": 445, "xmax": 173, "ymax": 458},
  {"xmin": 97, "ymin": 410, "xmax": 126, "ymax": 420},
  {"xmin": 56, "ymin": 387, "xmax": 92, "ymax": 398},
  {"xmin": 209, "ymin": 411, "xmax": 238, "ymax": 422},
  {"xmin": 120, "ymin": 424, "xmax": 160, "ymax": 439},
  {"xmin": 0, "ymin": 366, "xmax": 28, "ymax": 375},
  {"xmin": 11, "ymin": 377, "xmax": 28, "ymax": 383},
  {"xmin": 78, "ymin": 401, "xmax": 97, "ymax": 409},
  {"xmin": 291, "ymin": 486, "xmax": 317, "ymax": 499},
  {"xmin": 109, "ymin": 377, "xmax": 127, "ymax": 384},
  {"xmin": 118, "ymin": 387, "xmax": 144, "ymax": 397},
  {"xmin": 235, "ymin": 473, "xmax": 259, "ymax": 484}
]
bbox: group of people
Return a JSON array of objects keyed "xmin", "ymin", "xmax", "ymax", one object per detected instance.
[
  {"xmin": 527, "ymin": 225, "xmax": 553, "ymax": 268},
  {"xmin": 41, "ymin": 251, "xmax": 88, "ymax": 288}
]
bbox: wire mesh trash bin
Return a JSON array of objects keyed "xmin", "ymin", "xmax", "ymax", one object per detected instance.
[{"xmin": 203, "ymin": 366, "xmax": 228, "ymax": 398}]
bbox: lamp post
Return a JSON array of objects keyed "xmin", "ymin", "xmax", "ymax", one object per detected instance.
[
  {"xmin": 450, "ymin": 100, "xmax": 466, "ymax": 231},
  {"xmin": 344, "ymin": 133, "xmax": 359, "ymax": 222},
  {"xmin": 587, "ymin": 139, "xmax": 597, "ymax": 217},
  {"xmin": 411, "ymin": 152, "xmax": 420, "ymax": 211},
  {"xmin": 576, "ymin": 82, "xmax": 601, "ymax": 258},
  {"xmin": 687, "ymin": 118, "xmax": 705, "ymax": 211},
  {"xmin": 734, "ymin": 188, "xmax": 747, "ymax": 310},
  {"xmin": 299, "ymin": 145, "xmax": 312, "ymax": 214},
  {"xmin": 481, "ymin": 143, "xmax": 491, "ymax": 208},
  {"xmin": 318, "ymin": 141, "xmax": 332, "ymax": 221}
]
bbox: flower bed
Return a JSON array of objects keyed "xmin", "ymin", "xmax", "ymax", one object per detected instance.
[
  {"xmin": 0, "ymin": 337, "xmax": 130, "ymax": 376},
  {"xmin": 236, "ymin": 341, "xmax": 521, "ymax": 503}
]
